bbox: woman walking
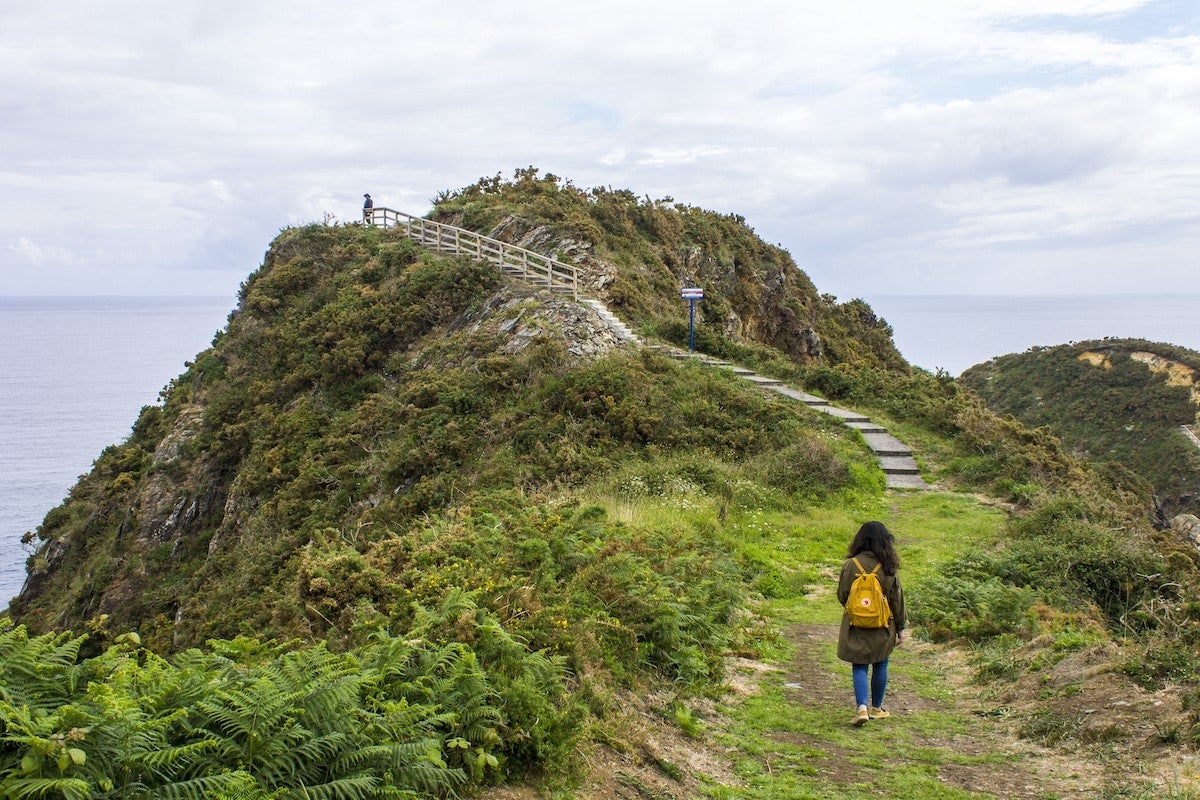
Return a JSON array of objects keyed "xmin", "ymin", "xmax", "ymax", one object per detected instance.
[{"xmin": 837, "ymin": 520, "xmax": 906, "ymax": 726}]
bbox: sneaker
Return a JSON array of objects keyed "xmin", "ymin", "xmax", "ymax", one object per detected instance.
[
  {"xmin": 868, "ymin": 706, "xmax": 890, "ymax": 719},
  {"xmin": 852, "ymin": 705, "xmax": 869, "ymax": 727}
]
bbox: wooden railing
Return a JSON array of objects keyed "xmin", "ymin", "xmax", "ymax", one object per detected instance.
[
  {"xmin": 1183, "ymin": 425, "xmax": 1200, "ymax": 451},
  {"xmin": 365, "ymin": 207, "xmax": 578, "ymax": 299}
]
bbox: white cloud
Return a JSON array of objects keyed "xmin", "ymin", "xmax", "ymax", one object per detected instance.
[
  {"xmin": 9, "ymin": 238, "xmax": 79, "ymax": 267},
  {"xmin": 0, "ymin": 0, "xmax": 1197, "ymax": 296}
]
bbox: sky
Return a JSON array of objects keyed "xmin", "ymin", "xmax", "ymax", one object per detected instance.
[{"xmin": 2, "ymin": 0, "xmax": 1198, "ymax": 301}]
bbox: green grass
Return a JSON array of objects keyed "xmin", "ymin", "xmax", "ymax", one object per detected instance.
[
  {"xmin": 706, "ymin": 657, "xmax": 1026, "ymax": 800},
  {"xmin": 576, "ymin": 485, "xmax": 1039, "ymax": 799},
  {"xmin": 692, "ymin": 485, "xmax": 1200, "ymax": 799},
  {"xmin": 709, "ymin": 677, "xmax": 1011, "ymax": 800}
]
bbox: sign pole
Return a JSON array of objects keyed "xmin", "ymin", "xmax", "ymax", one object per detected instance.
[
  {"xmin": 680, "ymin": 287, "xmax": 703, "ymax": 353},
  {"xmin": 688, "ymin": 298, "xmax": 696, "ymax": 352}
]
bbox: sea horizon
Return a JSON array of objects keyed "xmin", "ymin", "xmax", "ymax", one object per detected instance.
[{"xmin": 863, "ymin": 292, "xmax": 1200, "ymax": 377}]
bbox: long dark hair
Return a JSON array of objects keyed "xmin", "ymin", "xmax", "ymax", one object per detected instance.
[{"xmin": 847, "ymin": 520, "xmax": 900, "ymax": 576}]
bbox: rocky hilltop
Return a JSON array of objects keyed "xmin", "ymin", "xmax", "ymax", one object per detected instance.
[{"xmin": 430, "ymin": 169, "xmax": 907, "ymax": 370}]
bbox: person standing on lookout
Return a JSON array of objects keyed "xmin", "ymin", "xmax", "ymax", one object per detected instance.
[
  {"xmin": 836, "ymin": 520, "xmax": 906, "ymax": 727},
  {"xmin": 363, "ymin": 193, "xmax": 374, "ymax": 223}
]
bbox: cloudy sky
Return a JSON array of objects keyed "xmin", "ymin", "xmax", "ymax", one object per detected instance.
[{"xmin": 3, "ymin": 0, "xmax": 1198, "ymax": 300}]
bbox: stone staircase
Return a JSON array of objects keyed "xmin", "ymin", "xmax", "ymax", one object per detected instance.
[
  {"xmin": 580, "ymin": 298, "xmax": 642, "ymax": 345},
  {"xmin": 649, "ymin": 346, "xmax": 929, "ymax": 490}
]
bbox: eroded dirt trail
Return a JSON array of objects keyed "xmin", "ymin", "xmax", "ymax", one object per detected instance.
[
  {"xmin": 489, "ymin": 621, "xmax": 1193, "ymax": 800},
  {"xmin": 781, "ymin": 623, "xmax": 1107, "ymax": 799}
]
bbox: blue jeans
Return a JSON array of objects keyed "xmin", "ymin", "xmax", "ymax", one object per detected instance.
[{"xmin": 852, "ymin": 658, "xmax": 889, "ymax": 708}]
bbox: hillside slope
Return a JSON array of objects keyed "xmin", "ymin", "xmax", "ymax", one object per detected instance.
[
  {"xmin": 13, "ymin": 198, "xmax": 891, "ymax": 650},
  {"xmin": 960, "ymin": 338, "xmax": 1200, "ymax": 518}
]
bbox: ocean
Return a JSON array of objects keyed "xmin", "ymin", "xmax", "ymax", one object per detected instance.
[
  {"xmin": 867, "ymin": 294, "xmax": 1200, "ymax": 377},
  {"xmin": 1, "ymin": 293, "xmax": 1197, "ymax": 608},
  {"xmin": 0, "ymin": 296, "xmax": 234, "ymax": 609}
]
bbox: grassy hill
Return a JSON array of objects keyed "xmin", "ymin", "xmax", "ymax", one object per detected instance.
[
  {"xmin": 960, "ymin": 339, "xmax": 1200, "ymax": 519},
  {"xmin": 7, "ymin": 172, "xmax": 1200, "ymax": 798}
]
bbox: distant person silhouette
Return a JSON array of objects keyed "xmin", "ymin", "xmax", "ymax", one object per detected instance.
[{"xmin": 363, "ymin": 193, "xmax": 374, "ymax": 223}]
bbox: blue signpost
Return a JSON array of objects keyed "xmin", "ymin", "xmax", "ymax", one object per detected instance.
[{"xmin": 680, "ymin": 287, "xmax": 703, "ymax": 352}]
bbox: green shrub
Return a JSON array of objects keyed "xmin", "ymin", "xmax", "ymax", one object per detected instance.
[
  {"xmin": 367, "ymin": 493, "xmax": 745, "ymax": 688},
  {"xmin": 910, "ymin": 569, "xmax": 1036, "ymax": 641},
  {"xmin": 1001, "ymin": 496, "xmax": 1164, "ymax": 627}
]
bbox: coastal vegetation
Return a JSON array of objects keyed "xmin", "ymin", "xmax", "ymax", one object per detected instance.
[
  {"xmin": 960, "ymin": 339, "xmax": 1200, "ymax": 519},
  {"xmin": 6, "ymin": 171, "xmax": 1200, "ymax": 797}
]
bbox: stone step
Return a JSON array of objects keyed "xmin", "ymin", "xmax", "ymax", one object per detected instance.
[
  {"xmin": 741, "ymin": 374, "xmax": 782, "ymax": 386},
  {"xmin": 885, "ymin": 473, "xmax": 930, "ymax": 490},
  {"xmin": 768, "ymin": 386, "xmax": 827, "ymax": 404},
  {"xmin": 812, "ymin": 405, "xmax": 871, "ymax": 423},
  {"xmin": 858, "ymin": 431, "xmax": 913, "ymax": 457},
  {"xmin": 878, "ymin": 456, "xmax": 921, "ymax": 474}
]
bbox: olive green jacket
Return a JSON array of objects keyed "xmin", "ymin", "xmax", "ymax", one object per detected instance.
[{"xmin": 836, "ymin": 551, "xmax": 906, "ymax": 664}]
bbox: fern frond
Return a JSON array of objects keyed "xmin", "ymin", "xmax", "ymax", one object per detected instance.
[
  {"xmin": 328, "ymin": 738, "xmax": 436, "ymax": 774},
  {"xmin": 127, "ymin": 738, "xmax": 218, "ymax": 780},
  {"xmin": 0, "ymin": 625, "xmax": 87, "ymax": 709},
  {"xmin": 152, "ymin": 770, "xmax": 262, "ymax": 800},
  {"xmin": 287, "ymin": 775, "xmax": 377, "ymax": 800},
  {"xmin": 0, "ymin": 776, "xmax": 91, "ymax": 800}
]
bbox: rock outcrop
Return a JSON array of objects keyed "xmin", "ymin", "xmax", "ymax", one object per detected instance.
[{"xmin": 1171, "ymin": 513, "xmax": 1200, "ymax": 552}]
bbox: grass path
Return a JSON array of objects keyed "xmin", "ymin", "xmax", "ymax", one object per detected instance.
[
  {"xmin": 710, "ymin": 621, "xmax": 1102, "ymax": 799},
  {"xmin": 587, "ymin": 487, "xmax": 1194, "ymax": 798},
  {"xmin": 704, "ymin": 490, "xmax": 1109, "ymax": 800}
]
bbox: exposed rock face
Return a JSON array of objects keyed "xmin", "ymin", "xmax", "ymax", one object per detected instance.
[
  {"xmin": 1171, "ymin": 513, "xmax": 1200, "ymax": 552},
  {"xmin": 1080, "ymin": 349, "xmax": 1200, "ymax": 422},
  {"xmin": 136, "ymin": 404, "xmax": 220, "ymax": 548},
  {"xmin": 466, "ymin": 286, "xmax": 629, "ymax": 359}
]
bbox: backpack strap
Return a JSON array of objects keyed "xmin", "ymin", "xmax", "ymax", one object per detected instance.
[{"xmin": 851, "ymin": 556, "xmax": 881, "ymax": 576}]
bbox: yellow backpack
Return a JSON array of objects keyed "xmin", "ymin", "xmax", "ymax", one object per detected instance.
[{"xmin": 846, "ymin": 557, "xmax": 892, "ymax": 629}]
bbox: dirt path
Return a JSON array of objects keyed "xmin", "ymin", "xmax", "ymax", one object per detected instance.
[
  {"xmin": 484, "ymin": 618, "xmax": 1190, "ymax": 800},
  {"xmin": 780, "ymin": 622, "xmax": 1108, "ymax": 799},
  {"xmin": 488, "ymin": 620, "xmax": 1193, "ymax": 799}
]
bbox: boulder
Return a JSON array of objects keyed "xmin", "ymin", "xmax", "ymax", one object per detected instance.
[{"xmin": 1170, "ymin": 513, "xmax": 1200, "ymax": 551}]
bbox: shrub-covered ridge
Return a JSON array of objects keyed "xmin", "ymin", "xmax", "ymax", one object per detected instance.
[
  {"xmin": 16, "ymin": 221, "xmax": 870, "ymax": 650},
  {"xmin": 960, "ymin": 338, "xmax": 1200, "ymax": 518}
]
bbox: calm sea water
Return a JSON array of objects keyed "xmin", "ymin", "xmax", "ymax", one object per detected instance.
[
  {"xmin": 0, "ymin": 297, "xmax": 233, "ymax": 609},
  {"xmin": 866, "ymin": 294, "xmax": 1200, "ymax": 377},
  {"xmin": 1, "ymin": 294, "xmax": 1197, "ymax": 608}
]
